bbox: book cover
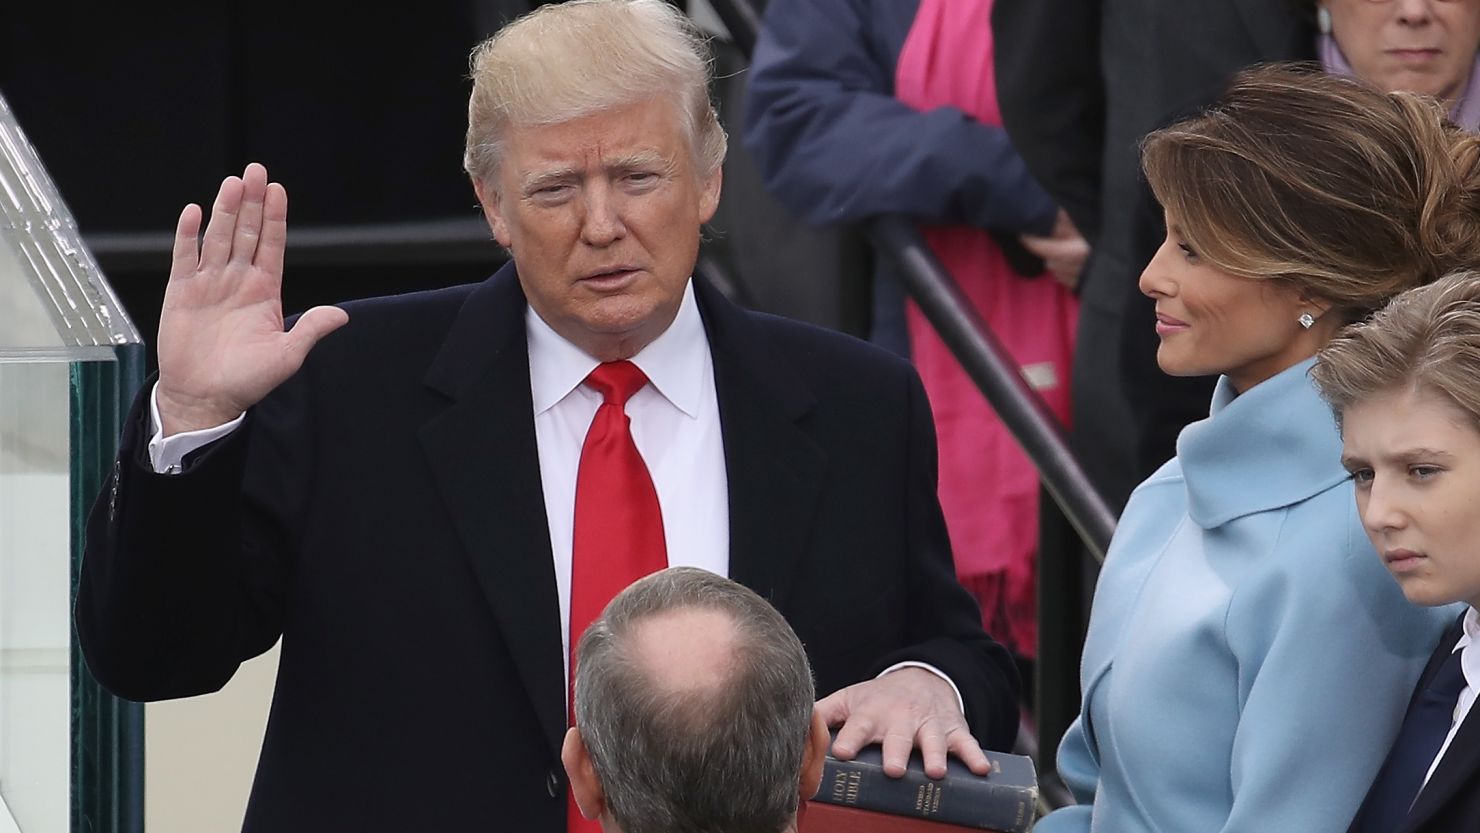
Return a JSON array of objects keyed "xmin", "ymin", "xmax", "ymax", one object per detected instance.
[
  {"xmin": 813, "ymin": 730, "xmax": 1037, "ymax": 832},
  {"xmin": 800, "ymin": 799, "xmax": 1009, "ymax": 833}
]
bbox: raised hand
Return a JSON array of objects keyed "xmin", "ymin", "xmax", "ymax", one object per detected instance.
[
  {"xmin": 817, "ymin": 667, "xmax": 992, "ymax": 780},
  {"xmin": 155, "ymin": 163, "xmax": 349, "ymax": 436}
]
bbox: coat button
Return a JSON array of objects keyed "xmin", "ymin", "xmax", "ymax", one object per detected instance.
[{"xmin": 546, "ymin": 770, "xmax": 560, "ymax": 798}]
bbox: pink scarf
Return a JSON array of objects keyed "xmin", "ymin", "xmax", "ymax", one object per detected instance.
[{"xmin": 893, "ymin": 0, "xmax": 1078, "ymax": 658}]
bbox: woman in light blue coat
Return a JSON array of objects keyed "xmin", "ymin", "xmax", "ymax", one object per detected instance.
[{"xmin": 1037, "ymin": 65, "xmax": 1478, "ymax": 833}]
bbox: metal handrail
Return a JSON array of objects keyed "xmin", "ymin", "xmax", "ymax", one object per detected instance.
[
  {"xmin": 84, "ymin": 218, "xmax": 747, "ymax": 314},
  {"xmin": 85, "ymin": 216, "xmax": 502, "ymax": 272},
  {"xmin": 871, "ymin": 217, "xmax": 1116, "ymax": 557}
]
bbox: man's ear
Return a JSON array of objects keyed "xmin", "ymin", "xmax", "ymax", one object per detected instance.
[
  {"xmin": 799, "ymin": 709, "xmax": 830, "ymax": 802},
  {"xmin": 473, "ymin": 178, "xmax": 511, "ymax": 248},
  {"xmin": 697, "ymin": 168, "xmax": 722, "ymax": 225},
  {"xmin": 561, "ymin": 727, "xmax": 607, "ymax": 821}
]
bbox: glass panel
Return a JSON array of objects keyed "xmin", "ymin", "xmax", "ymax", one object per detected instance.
[
  {"xmin": 70, "ymin": 350, "xmax": 145, "ymax": 833},
  {"xmin": 0, "ymin": 92, "xmax": 138, "ymax": 361},
  {"xmin": 0, "ymin": 246, "xmax": 65, "ymax": 352},
  {"xmin": 0, "ymin": 362, "xmax": 71, "ymax": 832},
  {"xmin": 0, "ymin": 89, "xmax": 145, "ymax": 833}
]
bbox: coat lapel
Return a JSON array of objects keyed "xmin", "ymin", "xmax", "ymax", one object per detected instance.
[
  {"xmin": 1402, "ymin": 616, "xmax": 1473, "ymax": 833},
  {"xmin": 1403, "ymin": 707, "xmax": 1480, "ymax": 832},
  {"xmin": 417, "ymin": 263, "xmax": 568, "ymax": 760},
  {"xmin": 694, "ymin": 278, "xmax": 826, "ymax": 613}
]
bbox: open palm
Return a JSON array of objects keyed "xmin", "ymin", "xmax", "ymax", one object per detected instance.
[{"xmin": 155, "ymin": 163, "xmax": 348, "ymax": 435}]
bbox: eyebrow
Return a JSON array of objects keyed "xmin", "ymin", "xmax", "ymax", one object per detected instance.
[
  {"xmin": 519, "ymin": 151, "xmax": 673, "ymax": 195},
  {"xmin": 520, "ymin": 167, "xmax": 581, "ymax": 194},
  {"xmin": 606, "ymin": 150, "xmax": 670, "ymax": 173},
  {"xmin": 1340, "ymin": 448, "xmax": 1457, "ymax": 469}
]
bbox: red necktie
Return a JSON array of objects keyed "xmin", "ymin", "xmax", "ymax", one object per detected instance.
[{"xmin": 567, "ymin": 360, "xmax": 667, "ymax": 833}]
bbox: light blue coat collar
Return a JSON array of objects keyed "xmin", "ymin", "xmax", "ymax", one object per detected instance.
[{"xmin": 1177, "ymin": 358, "xmax": 1350, "ymax": 529}]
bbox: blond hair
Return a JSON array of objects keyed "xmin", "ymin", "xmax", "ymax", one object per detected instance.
[
  {"xmin": 463, "ymin": 0, "xmax": 727, "ymax": 185},
  {"xmin": 1313, "ymin": 269, "xmax": 1480, "ymax": 427},
  {"xmin": 1143, "ymin": 63, "xmax": 1480, "ymax": 321}
]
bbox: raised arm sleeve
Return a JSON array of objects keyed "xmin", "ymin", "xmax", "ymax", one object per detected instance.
[{"xmin": 76, "ymin": 373, "xmax": 308, "ymax": 701}]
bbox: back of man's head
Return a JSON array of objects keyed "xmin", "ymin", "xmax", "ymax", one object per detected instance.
[{"xmin": 564, "ymin": 567, "xmax": 827, "ymax": 833}]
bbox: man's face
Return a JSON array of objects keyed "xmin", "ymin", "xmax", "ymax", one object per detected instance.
[
  {"xmin": 1341, "ymin": 385, "xmax": 1480, "ymax": 610},
  {"xmin": 477, "ymin": 98, "xmax": 721, "ymax": 361}
]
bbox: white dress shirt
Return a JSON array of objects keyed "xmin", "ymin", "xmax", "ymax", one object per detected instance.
[
  {"xmin": 526, "ymin": 281, "xmax": 728, "ymax": 682},
  {"xmin": 146, "ymin": 278, "xmax": 958, "ymax": 707},
  {"xmin": 1422, "ymin": 605, "xmax": 1480, "ymax": 789}
]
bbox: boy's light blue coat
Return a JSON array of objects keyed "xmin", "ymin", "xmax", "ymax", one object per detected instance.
[{"xmin": 1038, "ymin": 359, "xmax": 1455, "ymax": 833}]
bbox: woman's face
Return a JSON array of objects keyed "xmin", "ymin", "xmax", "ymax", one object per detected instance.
[
  {"xmin": 1138, "ymin": 214, "xmax": 1331, "ymax": 393},
  {"xmin": 1341, "ymin": 385, "xmax": 1480, "ymax": 609},
  {"xmin": 1327, "ymin": 0, "xmax": 1480, "ymax": 105}
]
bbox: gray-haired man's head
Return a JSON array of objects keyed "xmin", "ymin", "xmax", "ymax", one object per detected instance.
[{"xmin": 562, "ymin": 566, "xmax": 829, "ymax": 833}]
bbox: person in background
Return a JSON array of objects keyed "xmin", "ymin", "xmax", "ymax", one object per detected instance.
[
  {"xmin": 1313, "ymin": 270, "xmax": 1480, "ymax": 833},
  {"xmin": 563, "ymin": 566, "xmax": 830, "ymax": 833},
  {"xmin": 73, "ymin": 2, "xmax": 1020, "ymax": 831},
  {"xmin": 1037, "ymin": 65, "xmax": 1470, "ymax": 833},
  {"xmin": 1313, "ymin": 0, "xmax": 1480, "ymax": 132},
  {"xmin": 744, "ymin": 0, "xmax": 1085, "ymax": 680}
]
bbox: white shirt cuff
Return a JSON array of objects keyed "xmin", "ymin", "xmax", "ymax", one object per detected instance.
[
  {"xmin": 147, "ymin": 383, "xmax": 246, "ymax": 474},
  {"xmin": 878, "ymin": 660, "xmax": 966, "ymax": 716}
]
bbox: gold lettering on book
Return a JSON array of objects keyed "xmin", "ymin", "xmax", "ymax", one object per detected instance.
[
  {"xmin": 913, "ymin": 783, "xmax": 943, "ymax": 816},
  {"xmin": 830, "ymin": 771, "xmax": 862, "ymax": 805}
]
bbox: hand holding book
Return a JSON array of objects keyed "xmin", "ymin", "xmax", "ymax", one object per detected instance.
[{"xmin": 817, "ymin": 666, "xmax": 992, "ymax": 779}]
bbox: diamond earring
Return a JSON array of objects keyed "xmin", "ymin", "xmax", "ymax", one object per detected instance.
[{"xmin": 1299, "ymin": 312, "xmax": 1315, "ymax": 330}]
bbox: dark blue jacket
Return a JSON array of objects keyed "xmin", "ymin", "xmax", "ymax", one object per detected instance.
[{"xmin": 743, "ymin": 0, "xmax": 1056, "ymax": 235}]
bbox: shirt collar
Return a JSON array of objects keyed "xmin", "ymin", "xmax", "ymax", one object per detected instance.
[
  {"xmin": 1456, "ymin": 606, "xmax": 1480, "ymax": 655},
  {"xmin": 526, "ymin": 279, "xmax": 706, "ymax": 417},
  {"xmin": 1455, "ymin": 607, "xmax": 1480, "ymax": 702}
]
